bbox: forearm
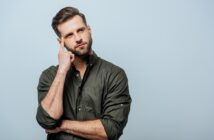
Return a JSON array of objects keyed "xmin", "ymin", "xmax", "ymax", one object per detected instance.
[
  {"xmin": 60, "ymin": 119, "xmax": 107, "ymax": 140},
  {"xmin": 41, "ymin": 70, "xmax": 67, "ymax": 119}
]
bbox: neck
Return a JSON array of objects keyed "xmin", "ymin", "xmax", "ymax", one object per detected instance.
[
  {"xmin": 73, "ymin": 57, "xmax": 88, "ymax": 79},
  {"xmin": 73, "ymin": 56, "xmax": 87, "ymax": 71},
  {"xmin": 73, "ymin": 50, "xmax": 93, "ymax": 71}
]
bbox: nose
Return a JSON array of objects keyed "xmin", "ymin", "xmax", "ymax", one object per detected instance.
[{"xmin": 74, "ymin": 33, "xmax": 82, "ymax": 43}]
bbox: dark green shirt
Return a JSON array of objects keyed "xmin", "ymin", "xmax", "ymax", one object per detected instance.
[{"xmin": 36, "ymin": 53, "xmax": 131, "ymax": 140}]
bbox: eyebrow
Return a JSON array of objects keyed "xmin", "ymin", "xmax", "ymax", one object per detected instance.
[
  {"xmin": 64, "ymin": 32, "xmax": 73, "ymax": 38},
  {"xmin": 77, "ymin": 27, "xmax": 86, "ymax": 31},
  {"xmin": 64, "ymin": 26, "xmax": 86, "ymax": 38}
]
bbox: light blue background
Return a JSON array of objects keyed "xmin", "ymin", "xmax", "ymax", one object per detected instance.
[{"xmin": 0, "ymin": 0, "xmax": 214, "ymax": 140}]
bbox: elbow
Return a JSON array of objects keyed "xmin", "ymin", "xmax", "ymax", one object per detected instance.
[
  {"xmin": 100, "ymin": 118, "xmax": 123, "ymax": 140},
  {"xmin": 36, "ymin": 105, "xmax": 61, "ymax": 129},
  {"xmin": 107, "ymin": 128, "xmax": 122, "ymax": 140}
]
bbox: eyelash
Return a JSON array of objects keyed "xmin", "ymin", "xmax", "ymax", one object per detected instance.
[
  {"xmin": 78, "ymin": 28, "xmax": 84, "ymax": 32},
  {"xmin": 67, "ymin": 34, "xmax": 73, "ymax": 38},
  {"xmin": 66, "ymin": 28, "xmax": 85, "ymax": 38}
]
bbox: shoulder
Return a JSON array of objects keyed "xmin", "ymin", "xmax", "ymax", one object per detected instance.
[
  {"xmin": 98, "ymin": 57, "xmax": 125, "ymax": 73},
  {"xmin": 97, "ymin": 58, "xmax": 129, "ymax": 94},
  {"xmin": 42, "ymin": 65, "xmax": 58, "ymax": 75},
  {"xmin": 39, "ymin": 65, "xmax": 58, "ymax": 81},
  {"xmin": 97, "ymin": 57, "xmax": 127, "ymax": 80}
]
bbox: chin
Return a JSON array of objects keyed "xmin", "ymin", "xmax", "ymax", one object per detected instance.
[
  {"xmin": 76, "ymin": 46, "xmax": 92, "ymax": 57},
  {"xmin": 74, "ymin": 50, "xmax": 90, "ymax": 58}
]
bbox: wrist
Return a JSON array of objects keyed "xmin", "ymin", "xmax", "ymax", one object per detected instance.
[
  {"xmin": 57, "ymin": 68, "xmax": 68, "ymax": 75},
  {"xmin": 60, "ymin": 120, "xmax": 69, "ymax": 131}
]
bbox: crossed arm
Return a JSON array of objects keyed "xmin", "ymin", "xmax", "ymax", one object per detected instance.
[
  {"xmin": 36, "ymin": 66, "xmax": 131, "ymax": 140},
  {"xmin": 38, "ymin": 70, "xmax": 108, "ymax": 140},
  {"xmin": 41, "ymin": 71, "xmax": 106, "ymax": 139},
  {"xmin": 46, "ymin": 119, "xmax": 107, "ymax": 140}
]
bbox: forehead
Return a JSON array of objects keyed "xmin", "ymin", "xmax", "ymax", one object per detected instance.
[{"xmin": 57, "ymin": 15, "xmax": 87, "ymax": 36}]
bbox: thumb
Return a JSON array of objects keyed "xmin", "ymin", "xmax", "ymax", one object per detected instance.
[{"xmin": 69, "ymin": 52, "xmax": 75, "ymax": 62}]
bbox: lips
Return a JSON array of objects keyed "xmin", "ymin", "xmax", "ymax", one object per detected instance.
[{"xmin": 75, "ymin": 42, "xmax": 87, "ymax": 48}]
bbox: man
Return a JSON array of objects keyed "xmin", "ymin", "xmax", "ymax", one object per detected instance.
[{"xmin": 36, "ymin": 6, "xmax": 131, "ymax": 140}]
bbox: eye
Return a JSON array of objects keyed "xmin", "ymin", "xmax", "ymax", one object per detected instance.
[
  {"xmin": 66, "ymin": 33, "xmax": 73, "ymax": 38},
  {"xmin": 78, "ymin": 27, "xmax": 85, "ymax": 33}
]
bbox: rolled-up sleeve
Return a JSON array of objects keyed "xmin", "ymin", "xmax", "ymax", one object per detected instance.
[
  {"xmin": 101, "ymin": 68, "xmax": 132, "ymax": 140},
  {"xmin": 36, "ymin": 68, "xmax": 61, "ymax": 129}
]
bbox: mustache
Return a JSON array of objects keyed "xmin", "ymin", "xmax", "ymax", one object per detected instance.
[{"xmin": 75, "ymin": 42, "xmax": 87, "ymax": 48}]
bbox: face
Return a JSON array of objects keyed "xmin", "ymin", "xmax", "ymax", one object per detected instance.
[{"xmin": 57, "ymin": 15, "xmax": 92, "ymax": 57}]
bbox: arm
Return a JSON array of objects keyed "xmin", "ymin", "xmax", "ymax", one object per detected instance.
[
  {"xmin": 40, "ymin": 70, "xmax": 66, "ymax": 119},
  {"xmin": 36, "ymin": 38, "xmax": 74, "ymax": 129},
  {"xmin": 100, "ymin": 68, "xmax": 132, "ymax": 140},
  {"xmin": 46, "ymin": 68, "xmax": 131, "ymax": 140},
  {"xmin": 46, "ymin": 119, "xmax": 107, "ymax": 140}
]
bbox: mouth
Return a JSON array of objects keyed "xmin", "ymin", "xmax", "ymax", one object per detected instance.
[{"xmin": 75, "ymin": 42, "xmax": 87, "ymax": 48}]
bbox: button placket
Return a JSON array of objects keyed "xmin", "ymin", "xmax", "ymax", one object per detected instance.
[{"xmin": 78, "ymin": 107, "xmax": 82, "ymax": 111}]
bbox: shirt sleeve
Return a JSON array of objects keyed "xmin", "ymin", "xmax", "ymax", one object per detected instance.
[
  {"xmin": 100, "ymin": 68, "xmax": 132, "ymax": 140},
  {"xmin": 36, "ymin": 68, "xmax": 61, "ymax": 129}
]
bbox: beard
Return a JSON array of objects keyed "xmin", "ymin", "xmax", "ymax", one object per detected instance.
[{"xmin": 65, "ymin": 37, "xmax": 93, "ymax": 58}]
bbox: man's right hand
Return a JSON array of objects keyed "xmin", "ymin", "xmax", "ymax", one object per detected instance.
[
  {"xmin": 40, "ymin": 37, "xmax": 71, "ymax": 120},
  {"xmin": 58, "ymin": 37, "xmax": 75, "ymax": 73}
]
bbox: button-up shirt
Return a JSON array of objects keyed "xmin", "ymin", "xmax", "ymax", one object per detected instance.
[{"xmin": 36, "ymin": 53, "xmax": 132, "ymax": 140}]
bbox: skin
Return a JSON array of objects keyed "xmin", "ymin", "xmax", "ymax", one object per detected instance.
[{"xmin": 41, "ymin": 15, "xmax": 108, "ymax": 140}]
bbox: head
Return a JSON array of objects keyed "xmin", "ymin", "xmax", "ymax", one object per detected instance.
[{"xmin": 52, "ymin": 7, "xmax": 92, "ymax": 57}]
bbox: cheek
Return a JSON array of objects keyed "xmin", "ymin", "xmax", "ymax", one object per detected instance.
[
  {"xmin": 84, "ymin": 33, "xmax": 91, "ymax": 41},
  {"xmin": 64, "ymin": 40, "xmax": 75, "ymax": 49}
]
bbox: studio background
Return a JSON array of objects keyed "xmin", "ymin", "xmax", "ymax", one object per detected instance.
[{"xmin": 0, "ymin": 0, "xmax": 214, "ymax": 140}]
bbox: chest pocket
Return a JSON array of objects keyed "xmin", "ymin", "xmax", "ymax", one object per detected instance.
[{"xmin": 85, "ymin": 105, "xmax": 96, "ymax": 119}]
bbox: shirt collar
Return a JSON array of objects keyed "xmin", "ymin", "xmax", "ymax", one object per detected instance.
[
  {"xmin": 68, "ymin": 51, "xmax": 98, "ymax": 73},
  {"xmin": 88, "ymin": 51, "xmax": 98, "ymax": 67},
  {"xmin": 64, "ymin": 51, "xmax": 98, "ymax": 81}
]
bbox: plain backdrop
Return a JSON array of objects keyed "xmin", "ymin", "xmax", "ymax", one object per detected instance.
[{"xmin": 0, "ymin": 0, "xmax": 214, "ymax": 140}]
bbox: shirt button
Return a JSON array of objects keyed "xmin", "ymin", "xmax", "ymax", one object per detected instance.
[
  {"xmin": 120, "ymin": 104, "xmax": 124, "ymax": 107},
  {"xmin": 78, "ymin": 107, "xmax": 82, "ymax": 111}
]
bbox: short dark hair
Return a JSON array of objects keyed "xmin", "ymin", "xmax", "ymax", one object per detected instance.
[{"xmin": 52, "ymin": 6, "xmax": 87, "ymax": 37}]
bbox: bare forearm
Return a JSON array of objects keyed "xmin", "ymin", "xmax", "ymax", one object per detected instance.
[
  {"xmin": 60, "ymin": 119, "xmax": 107, "ymax": 140},
  {"xmin": 41, "ymin": 70, "xmax": 67, "ymax": 119}
]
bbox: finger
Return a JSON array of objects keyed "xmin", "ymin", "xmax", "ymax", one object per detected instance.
[
  {"xmin": 68, "ymin": 51, "xmax": 73, "ymax": 56},
  {"xmin": 59, "ymin": 37, "xmax": 65, "ymax": 52},
  {"xmin": 70, "ymin": 52, "xmax": 75, "ymax": 62},
  {"xmin": 67, "ymin": 51, "xmax": 75, "ymax": 61}
]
